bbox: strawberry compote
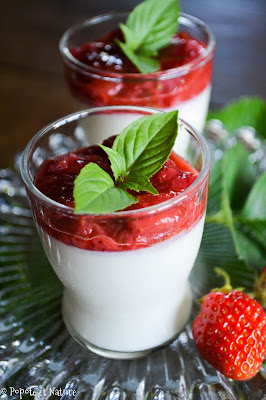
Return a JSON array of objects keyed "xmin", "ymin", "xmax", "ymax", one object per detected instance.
[
  {"xmin": 34, "ymin": 136, "xmax": 204, "ymax": 252},
  {"xmin": 60, "ymin": 12, "xmax": 215, "ymax": 133},
  {"xmin": 68, "ymin": 29, "xmax": 209, "ymax": 107}
]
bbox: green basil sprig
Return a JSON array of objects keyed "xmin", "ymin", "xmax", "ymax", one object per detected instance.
[
  {"xmin": 74, "ymin": 110, "xmax": 178, "ymax": 214},
  {"xmin": 116, "ymin": 0, "xmax": 180, "ymax": 73}
]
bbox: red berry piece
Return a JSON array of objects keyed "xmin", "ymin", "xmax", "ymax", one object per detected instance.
[{"xmin": 192, "ymin": 268, "xmax": 266, "ymax": 380}]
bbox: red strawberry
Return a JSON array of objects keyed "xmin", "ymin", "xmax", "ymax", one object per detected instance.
[{"xmin": 192, "ymin": 268, "xmax": 266, "ymax": 380}]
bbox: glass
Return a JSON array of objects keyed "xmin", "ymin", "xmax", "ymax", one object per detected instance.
[
  {"xmin": 59, "ymin": 12, "xmax": 215, "ymax": 133},
  {"xmin": 20, "ymin": 106, "xmax": 211, "ymax": 359}
]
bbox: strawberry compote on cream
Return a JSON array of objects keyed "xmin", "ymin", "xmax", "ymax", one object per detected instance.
[
  {"xmin": 60, "ymin": 13, "xmax": 215, "ymax": 134},
  {"xmin": 22, "ymin": 108, "xmax": 210, "ymax": 358},
  {"xmin": 34, "ymin": 136, "xmax": 201, "ymax": 251}
]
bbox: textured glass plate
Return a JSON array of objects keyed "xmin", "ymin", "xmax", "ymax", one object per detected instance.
[{"xmin": 0, "ymin": 161, "xmax": 265, "ymax": 400}]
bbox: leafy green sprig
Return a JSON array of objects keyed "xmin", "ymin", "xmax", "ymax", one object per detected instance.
[
  {"xmin": 73, "ymin": 111, "xmax": 178, "ymax": 214},
  {"xmin": 116, "ymin": 0, "xmax": 180, "ymax": 73},
  {"xmin": 194, "ymin": 97, "xmax": 266, "ymax": 292}
]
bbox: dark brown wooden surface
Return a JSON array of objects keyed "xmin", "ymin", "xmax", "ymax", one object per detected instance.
[{"xmin": 1, "ymin": 0, "xmax": 265, "ymax": 168}]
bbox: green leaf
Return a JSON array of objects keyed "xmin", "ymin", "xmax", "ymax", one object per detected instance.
[
  {"xmin": 119, "ymin": 23, "xmax": 135, "ymax": 50},
  {"xmin": 99, "ymin": 144, "xmax": 125, "ymax": 181},
  {"xmin": 234, "ymin": 227, "xmax": 266, "ymax": 268},
  {"xmin": 193, "ymin": 221, "xmax": 256, "ymax": 294},
  {"xmin": 117, "ymin": 0, "xmax": 179, "ymax": 73},
  {"xmin": 238, "ymin": 219, "xmax": 266, "ymax": 249},
  {"xmin": 73, "ymin": 163, "xmax": 138, "ymax": 214},
  {"xmin": 207, "ymin": 97, "xmax": 266, "ymax": 139},
  {"xmin": 222, "ymin": 143, "xmax": 257, "ymax": 211},
  {"xmin": 120, "ymin": 174, "xmax": 158, "ymax": 195},
  {"xmin": 113, "ymin": 110, "xmax": 178, "ymax": 178},
  {"xmin": 116, "ymin": 40, "xmax": 160, "ymax": 74},
  {"xmin": 206, "ymin": 159, "xmax": 223, "ymax": 216},
  {"xmin": 197, "ymin": 97, "xmax": 266, "ymax": 289},
  {"xmin": 206, "ymin": 145, "xmax": 257, "ymax": 265},
  {"xmin": 205, "ymin": 139, "xmax": 265, "ymax": 269},
  {"xmin": 219, "ymin": 146, "xmax": 260, "ymax": 264},
  {"xmin": 241, "ymin": 172, "xmax": 266, "ymax": 220},
  {"xmin": 126, "ymin": 0, "xmax": 179, "ymax": 53},
  {"xmin": 73, "ymin": 111, "xmax": 178, "ymax": 214}
]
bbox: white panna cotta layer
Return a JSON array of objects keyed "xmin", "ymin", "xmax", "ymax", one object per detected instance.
[
  {"xmin": 171, "ymin": 84, "xmax": 211, "ymax": 134},
  {"xmin": 74, "ymin": 85, "xmax": 211, "ymax": 158},
  {"xmin": 74, "ymin": 85, "xmax": 211, "ymax": 135},
  {"xmin": 38, "ymin": 215, "xmax": 205, "ymax": 354},
  {"xmin": 166, "ymin": 85, "xmax": 211, "ymax": 156}
]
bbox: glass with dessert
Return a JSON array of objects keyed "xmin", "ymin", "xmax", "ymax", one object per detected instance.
[{"xmin": 21, "ymin": 106, "xmax": 211, "ymax": 358}]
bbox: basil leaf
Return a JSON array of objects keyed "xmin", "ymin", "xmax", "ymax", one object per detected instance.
[
  {"xmin": 116, "ymin": 40, "xmax": 160, "ymax": 73},
  {"xmin": 126, "ymin": 0, "xmax": 179, "ymax": 53},
  {"xmin": 99, "ymin": 145, "xmax": 125, "ymax": 181},
  {"xmin": 207, "ymin": 97, "xmax": 266, "ymax": 140},
  {"xmin": 113, "ymin": 110, "xmax": 178, "ymax": 178},
  {"xmin": 241, "ymin": 172, "xmax": 266, "ymax": 220},
  {"xmin": 117, "ymin": 0, "xmax": 179, "ymax": 73},
  {"xmin": 73, "ymin": 163, "xmax": 137, "ymax": 214},
  {"xmin": 73, "ymin": 111, "xmax": 178, "ymax": 214},
  {"xmin": 121, "ymin": 175, "xmax": 158, "ymax": 195},
  {"xmin": 119, "ymin": 23, "xmax": 135, "ymax": 50}
]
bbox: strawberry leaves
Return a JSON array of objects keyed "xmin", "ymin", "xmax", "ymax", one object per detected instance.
[
  {"xmin": 241, "ymin": 172, "xmax": 266, "ymax": 220},
  {"xmin": 199, "ymin": 97, "xmax": 266, "ymax": 290}
]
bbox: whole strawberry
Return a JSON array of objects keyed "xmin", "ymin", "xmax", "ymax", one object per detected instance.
[{"xmin": 192, "ymin": 268, "xmax": 266, "ymax": 380}]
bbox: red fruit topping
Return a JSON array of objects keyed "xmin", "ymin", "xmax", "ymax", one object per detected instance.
[
  {"xmin": 63, "ymin": 29, "xmax": 213, "ymax": 108},
  {"xmin": 35, "ymin": 139, "xmax": 198, "ymax": 210},
  {"xmin": 32, "ymin": 136, "xmax": 208, "ymax": 251},
  {"xmin": 70, "ymin": 30, "xmax": 206, "ymax": 74}
]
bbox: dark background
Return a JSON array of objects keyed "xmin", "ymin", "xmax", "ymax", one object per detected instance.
[{"xmin": 1, "ymin": 0, "xmax": 265, "ymax": 168}]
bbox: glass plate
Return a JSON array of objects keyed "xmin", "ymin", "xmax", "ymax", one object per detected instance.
[{"xmin": 0, "ymin": 160, "xmax": 265, "ymax": 400}]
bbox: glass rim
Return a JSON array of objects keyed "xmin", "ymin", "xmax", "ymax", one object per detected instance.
[
  {"xmin": 20, "ymin": 105, "xmax": 211, "ymax": 219},
  {"xmin": 59, "ymin": 11, "xmax": 216, "ymax": 82}
]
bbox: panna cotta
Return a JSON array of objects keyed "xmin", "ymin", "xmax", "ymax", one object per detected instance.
[
  {"xmin": 38, "ymin": 215, "xmax": 205, "ymax": 353},
  {"xmin": 60, "ymin": 13, "xmax": 215, "ymax": 133},
  {"xmin": 21, "ymin": 107, "xmax": 211, "ymax": 358}
]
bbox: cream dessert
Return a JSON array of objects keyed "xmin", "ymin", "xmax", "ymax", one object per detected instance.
[
  {"xmin": 60, "ymin": 11, "xmax": 215, "ymax": 134},
  {"xmin": 38, "ymin": 216, "xmax": 205, "ymax": 354},
  {"xmin": 21, "ymin": 107, "xmax": 210, "ymax": 358}
]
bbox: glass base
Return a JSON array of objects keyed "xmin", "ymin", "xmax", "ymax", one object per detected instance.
[{"xmin": 63, "ymin": 316, "xmax": 189, "ymax": 360}]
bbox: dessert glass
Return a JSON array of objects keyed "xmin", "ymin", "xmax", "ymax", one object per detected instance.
[
  {"xmin": 59, "ymin": 12, "xmax": 215, "ymax": 134},
  {"xmin": 20, "ymin": 106, "xmax": 211, "ymax": 359}
]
